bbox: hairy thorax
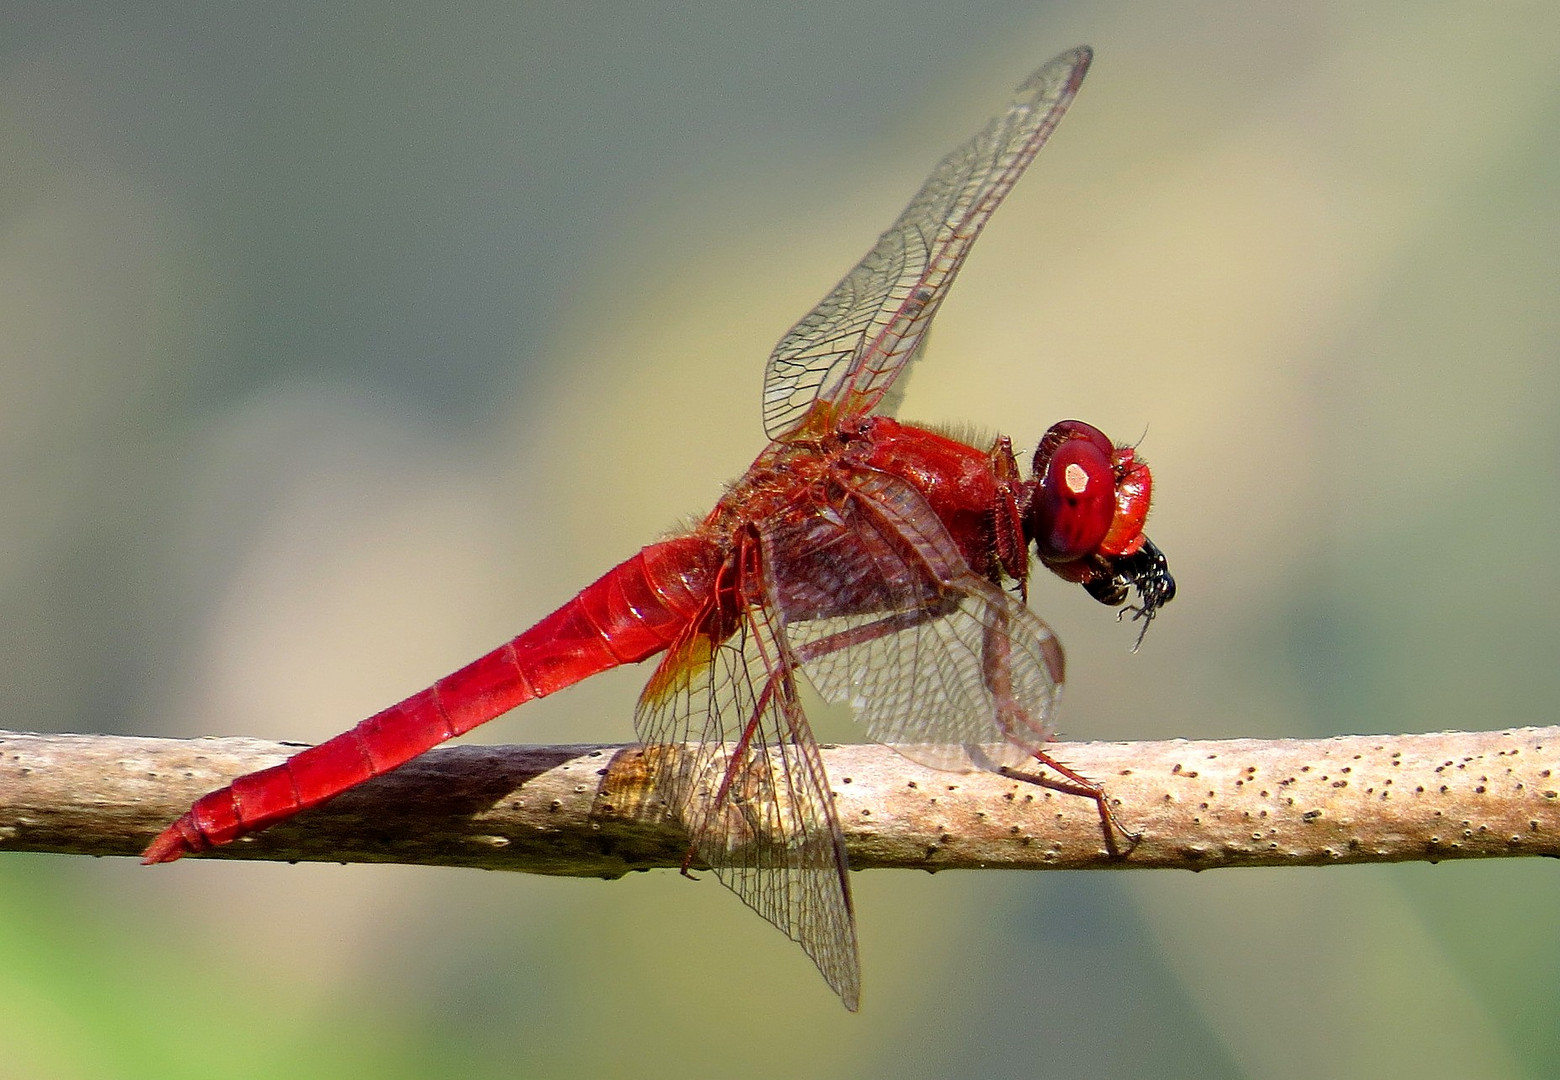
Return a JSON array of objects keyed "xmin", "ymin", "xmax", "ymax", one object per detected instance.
[{"xmin": 696, "ymin": 416, "xmax": 1012, "ymax": 620}]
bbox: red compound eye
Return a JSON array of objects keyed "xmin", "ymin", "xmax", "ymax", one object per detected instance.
[{"xmin": 1031, "ymin": 422, "xmax": 1115, "ymax": 562}]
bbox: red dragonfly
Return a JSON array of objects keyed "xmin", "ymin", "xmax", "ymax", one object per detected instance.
[{"xmin": 144, "ymin": 46, "xmax": 1173, "ymax": 1011}]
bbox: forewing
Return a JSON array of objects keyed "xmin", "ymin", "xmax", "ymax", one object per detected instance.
[
  {"xmin": 635, "ymin": 553, "xmax": 860, "ymax": 1011},
  {"xmin": 762, "ymin": 47, "xmax": 1092, "ymax": 439},
  {"xmin": 775, "ymin": 469, "xmax": 1066, "ymax": 771}
]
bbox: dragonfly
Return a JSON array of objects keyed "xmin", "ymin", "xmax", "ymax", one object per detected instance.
[{"xmin": 143, "ymin": 45, "xmax": 1173, "ymax": 1011}]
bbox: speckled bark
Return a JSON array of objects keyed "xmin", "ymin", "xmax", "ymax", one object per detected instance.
[{"xmin": 1, "ymin": 727, "xmax": 1555, "ymax": 874}]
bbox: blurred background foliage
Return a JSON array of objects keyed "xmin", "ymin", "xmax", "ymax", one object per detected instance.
[{"xmin": 2, "ymin": 2, "xmax": 1557, "ymax": 1077}]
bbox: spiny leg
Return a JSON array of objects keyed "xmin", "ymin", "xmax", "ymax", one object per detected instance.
[
  {"xmin": 792, "ymin": 597, "xmax": 957, "ymax": 666},
  {"xmin": 974, "ymin": 607, "xmax": 1136, "ymax": 857},
  {"xmin": 999, "ymin": 750, "xmax": 1140, "ymax": 858}
]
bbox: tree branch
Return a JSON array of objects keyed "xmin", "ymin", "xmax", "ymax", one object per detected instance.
[{"xmin": 2, "ymin": 727, "xmax": 1556, "ymax": 874}]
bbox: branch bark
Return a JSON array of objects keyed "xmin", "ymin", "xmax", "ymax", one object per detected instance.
[{"xmin": 2, "ymin": 727, "xmax": 1556, "ymax": 874}]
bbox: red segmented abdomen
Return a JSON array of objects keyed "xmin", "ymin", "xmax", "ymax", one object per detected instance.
[{"xmin": 142, "ymin": 535, "xmax": 719, "ymax": 863}]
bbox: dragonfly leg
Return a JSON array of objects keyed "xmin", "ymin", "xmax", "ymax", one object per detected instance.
[
  {"xmin": 999, "ymin": 751, "xmax": 1140, "ymax": 858},
  {"xmin": 792, "ymin": 597, "xmax": 958, "ymax": 665}
]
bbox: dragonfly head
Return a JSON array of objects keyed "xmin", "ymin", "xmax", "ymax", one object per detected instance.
[{"xmin": 1025, "ymin": 420, "xmax": 1174, "ymax": 638}]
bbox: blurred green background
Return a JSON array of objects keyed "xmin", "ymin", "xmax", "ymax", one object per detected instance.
[{"xmin": 3, "ymin": 2, "xmax": 1558, "ymax": 1077}]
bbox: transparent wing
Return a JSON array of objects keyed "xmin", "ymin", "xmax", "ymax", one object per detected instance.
[
  {"xmin": 762, "ymin": 46, "xmax": 1092, "ymax": 439},
  {"xmin": 770, "ymin": 468, "xmax": 1066, "ymax": 771},
  {"xmin": 635, "ymin": 542, "xmax": 860, "ymax": 1011}
]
